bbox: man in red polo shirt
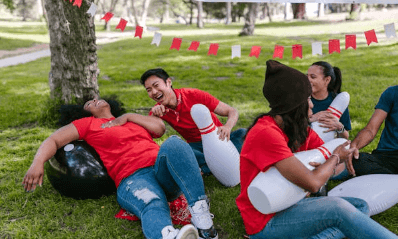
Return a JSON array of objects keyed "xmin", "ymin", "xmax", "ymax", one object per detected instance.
[{"xmin": 140, "ymin": 68, "xmax": 246, "ymax": 176}]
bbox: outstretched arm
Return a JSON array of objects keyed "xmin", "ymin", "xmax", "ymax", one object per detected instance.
[
  {"xmin": 101, "ymin": 113, "xmax": 166, "ymax": 138},
  {"xmin": 213, "ymin": 101, "xmax": 239, "ymax": 141},
  {"xmin": 22, "ymin": 124, "xmax": 79, "ymax": 192},
  {"xmin": 346, "ymin": 109, "xmax": 387, "ymax": 175}
]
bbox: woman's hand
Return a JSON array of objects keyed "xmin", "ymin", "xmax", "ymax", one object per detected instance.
[
  {"xmin": 332, "ymin": 140, "xmax": 355, "ymax": 164},
  {"xmin": 22, "ymin": 163, "xmax": 44, "ymax": 192},
  {"xmin": 101, "ymin": 115, "xmax": 128, "ymax": 128},
  {"xmin": 312, "ymin": 111, "xmax": 343, "ymax": 133}
]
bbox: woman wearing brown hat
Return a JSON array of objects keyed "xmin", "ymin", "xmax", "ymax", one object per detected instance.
[{"xmin": 235, "ymin": 60, "xmax": 398, "ymax": 239}]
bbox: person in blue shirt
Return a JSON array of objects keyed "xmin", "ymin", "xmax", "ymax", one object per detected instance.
[
  {"xmin": 346, "ymin": 85, "xmax": 398, "ymax": 176},
  {"xmin": 307, "ymin": 61, "xmax": 351, "ymax": 181}
]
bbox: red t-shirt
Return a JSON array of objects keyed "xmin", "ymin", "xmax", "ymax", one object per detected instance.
[
  {"xmin": 72, "ymin": 116, "xmax": 160, "ymax": 187},
  {"xmin": 236, "ymin": 116, "xmax": 324, "ymax": 235},
  {"xmin": 150, "ymin": 88, "xmax": 222, "ymax": 143}
]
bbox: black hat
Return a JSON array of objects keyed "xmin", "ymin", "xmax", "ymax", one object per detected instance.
[{"xmin": 263, "ymin": 60, "xmax": 312, "ymax": 115}]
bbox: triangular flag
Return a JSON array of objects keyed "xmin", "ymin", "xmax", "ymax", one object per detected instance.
[
  {"xmin": 115, "ymin": 18, "xmax": 127, "ymax": 32},
  {"xmin": 249, "ymin": 46, "xmax": 261, "ymax": 59},
  {"xmin": 86, "ymin": 3, "xmax": 97, "ymax": 17},
  {"xmin": 170, "ymin": 38, "xmax": 182, "ymax": 51},
  {"xmin": 151, "ymin": 32, "xmax": 162, "ymax": 46},
  {"xmin": 292, "ymin": 44, "xmax": 302, "ymax": 59},
  {"xmin": 101, "ymin": 12, "xmax": 114, "ymax": 23},
  {"xmin": 135, "ymin": 26, "xmax": 143, "ymax": 39},
  {"xmin": 364, "ymin": 29, "xmax": 378, "ymax": 46},
  {"xmin": 73, "ymin": 0, "xmax": 82, "ymax": 8},
  {"xmin": 312, "ymin": 42, "xmax": 322, "ymax": 56},
  {"xmin": 384, "ymin": 23, "xmax": 397, "ymax": 38},
  {"xmin": 188, "ymin": 41, "xmax": 200, "ymax": 51},
  {"xmin": 345, "ymin": 35, "xmax": 356, "ymax": 50},
  {"xmin": 231, "ymin": 45, "xmax": 241, "ymax": 59},
  {"xmin": 329, "ymin": 39, "xmax": 340, "ymax": 54},
  {"xmin": 273, "ymin": 45, "xmax": 284, "ymax": 59}
]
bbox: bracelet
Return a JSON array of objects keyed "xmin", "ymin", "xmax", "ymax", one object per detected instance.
[
  {"xmin": 331, "ymin": 153, "xmax": 340, "ymax": 164},
  {"xmin": 336, "ymin": 124, "xmax": 345, "ymax": 134}
]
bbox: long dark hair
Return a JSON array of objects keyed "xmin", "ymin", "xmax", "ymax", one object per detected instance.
[
  {"xmin": 247, "ymin": 101, "xmax": 309, "ymax": 152},
  {"xmin": 312, "ymin": 61, "xmax": 342, "ymax": 95}
]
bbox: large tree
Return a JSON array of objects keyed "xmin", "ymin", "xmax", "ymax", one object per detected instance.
[
  {"xmin": 45, "ymin": 0, "xmax": 99, "ymax": 104},
  {"xmin": 239, "ymin": 3, "xmax": 258, "ymax": 36}
]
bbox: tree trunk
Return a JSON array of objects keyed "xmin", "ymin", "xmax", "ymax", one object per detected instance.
[
  {"xmin": 164, "ymin": 0, "xmax": 170, "ymax": 23},
  {"xmin": 189, "ymin": 0, "xmax": 193, "ymax": 25},
  {"xmin": 265, "ymin": 3, "xmax": 272, "ymax": 22},
  {"xmin": 130, "ymin": 0, "xmax": 139, "ymax": 26},
  {"xmin": 197, "ymin": 1, "xmax": 203, "ymax": 28},
  {"xmin": 45, "ymin": 0, "xmax": 99, "ymax": 104},
  {"xmin": 225, "ymin": 2, "xmax": 231, "ymax": 25},
  {"xmin": 292, "ymin": 3, "xmax": 306, "ymax": 19},
  {"xmin": 141, "ymin": 0, "xmax": 151, "ymax": 28},
  {"xmin": 317, "ymin": 3, "xmax": 324, "ymax": 17},
  {"xmin": 239, "ymin": 3, "xmax": 258, "ymax": 36}
]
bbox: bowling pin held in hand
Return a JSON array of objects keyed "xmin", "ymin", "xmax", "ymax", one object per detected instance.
[
  {"xmin": 311, "ymin": 92, "xmax": 350, "ymax": 142},
  {"xmin": 190, "ymin": 104, "xmax": 240, "ymax": 187},
  {"xmin": 248, "ymin": 138, "xmax": 347, "ymax": 214}
]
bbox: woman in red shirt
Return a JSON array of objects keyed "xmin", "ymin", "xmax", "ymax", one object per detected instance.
[
  {"xmin": 236, "ymin": 60, "xmax": 398, "ymax": 239},
  {"xmin": 22, "ymin": 98, "xmax": 218, "ymax": 239}
]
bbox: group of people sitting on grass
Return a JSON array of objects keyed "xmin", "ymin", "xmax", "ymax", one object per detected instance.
[{"xmin": 22, "ymin": 60, "xmax": 398, "ymax": 239}]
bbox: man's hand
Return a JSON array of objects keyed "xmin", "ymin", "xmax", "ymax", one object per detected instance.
[
  {"xmin": 151, "ymin": 105, "xmax": 168, "ymax": 117},
  {"xmin": 22, "ymin": 163, "xmax": 44, "ymax": 192},
  {"xmin": 217, "ymin": 125, "xmax": 232, "ymax": 141}
]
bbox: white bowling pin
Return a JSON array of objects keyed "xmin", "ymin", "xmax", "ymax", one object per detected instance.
[
  {"xmin": 328, "ymin": 174, "xmax": 398, "ymax": 216},
  {"xmin": 248, "ymin": 138, "xmax": 347, "ymax": 214},
  {"xmin": 311, "ymin": 92, "xmax": 350, "ymax": 142},
  {"xmin": 190, "ymin": 104, "xmax": 240, "ymax": 187}
]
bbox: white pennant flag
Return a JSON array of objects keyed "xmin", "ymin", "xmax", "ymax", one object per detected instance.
[
  {"xmin": 86, "ymin": 3, "xmax": 97, "ymax": 17},
  {"xmin": 151, "ymin": 32, "xmax": 162, "ymax": 47},
  {"xmin": 312, "ymin": 42, "xmax": 322, "ymax": 56},
  {"xmin": 231, "ymin": 45, "xmax": 241, "ymax": 59},
  {"xmin": 384, "ymin": 23, "xmax": 397, "ymax": 38}
]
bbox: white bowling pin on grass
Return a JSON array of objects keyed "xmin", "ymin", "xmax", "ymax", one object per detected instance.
[
  {"xmin": 190, "ymin": 104, "xmax": 240, "ymax": 187},
  {"xmin": 328, "ymin": 174, "xmax": 398, "ymax": 216},
  {"xmin": 248, "ymin": 138, "xmax": 347, "ymax": 214},
  {"xmin": 311, "ymin": 92, "xmax": 350, "ymax": 143}
]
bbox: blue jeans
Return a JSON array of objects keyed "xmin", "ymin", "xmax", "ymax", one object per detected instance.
[
  {"xmin": 117, "ymin": 136, "xmax": 207, "ymax": 239},
  {"xmin": 250, "ymin": 197, "xmax": 398, "ymax": 239},
  {"xmin": 189, "ymin": 128, "xmax": 246, "ymax": 175}
]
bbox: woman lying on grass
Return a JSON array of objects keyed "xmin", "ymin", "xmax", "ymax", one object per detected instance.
[
  {"xmin": 236, "ymin": 60, "xmax": 398, "ymax": 239},
  {"xmin": 22, "ymin": 98, "xmax": 218, "ymax": 239}
]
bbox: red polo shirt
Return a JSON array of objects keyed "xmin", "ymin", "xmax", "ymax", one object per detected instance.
[
  {"xmin": 236, "ymin": 116, "xmax": 324, "ymax": 235},
  {"xmin": 150, "ymin": 88, "xmax": 223, "ymax": 143}
]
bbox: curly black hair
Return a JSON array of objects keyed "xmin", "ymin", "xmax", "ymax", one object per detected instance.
[{"xmin": 58, "ymin": 96, "xmax": 126, "ymax": 127}]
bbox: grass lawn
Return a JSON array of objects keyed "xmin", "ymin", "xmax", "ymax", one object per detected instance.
[{"xmin": 1, "ymin": 15, "xmax": 398, "ymax": 238}]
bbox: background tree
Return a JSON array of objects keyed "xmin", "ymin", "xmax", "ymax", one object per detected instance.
[
  {"xmin": 45, "ymin": 0, "xmax": 99, "ymax": 104},
  {"xmin": 291, "ymin": 3, "xmax": 306, "ymax": 19},
  {"xmin": 197, "ymin": 0, "xmax": 203, "ymax": 28},
  {"xmin": 225, "ymin": 2, "xmax": 231, "ymax": 25},
  {"xmin": 98, "ymin": 0, "xmax": 119, "ymax": 31},
  {"xmin": 239, "ymin": 3, "xmax": 258, "ymax": 36}
]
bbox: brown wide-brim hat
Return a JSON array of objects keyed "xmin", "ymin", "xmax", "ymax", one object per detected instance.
[{"xmin": 263, "ymin": 60, "xmax": 312, "ymax": 115}]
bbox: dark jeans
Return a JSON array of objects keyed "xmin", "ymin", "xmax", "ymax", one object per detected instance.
[
  {"xmin": 353, "ymin": 150, "xmax": 398, "ymax": 176},
  {"xmin": 188, "ymin": 128, "xmax": 246, "ymax": 175}
]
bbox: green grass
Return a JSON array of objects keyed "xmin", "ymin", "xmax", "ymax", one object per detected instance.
[
  {"xmin": 0, "ymin": 37, "xmax": 39, "ymax": 50},
  {"xmin": 1, "ymin": 17, "xmax": 398, "ymax": 238}
]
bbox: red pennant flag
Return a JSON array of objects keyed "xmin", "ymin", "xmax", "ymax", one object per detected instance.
[
  {"xmin": 345, "ymin": 35, "xmax": 356, "ymax": 50},
  {"xmin": 170, "ymin": 38, "xmax": 182, "ymax": 51},
  {"xmin": 73, "ymin": 0, "xmax": 82, "ymax": 8},
  {"xmin": 115, "ymin": 18, "xmax": 128, "ymax": 32},
  {"xmin": 208, "ymin": 43, "xmax": 219, "ymax": 56},
  {"xmin": 329, "ymin": 39, "xmax": 340, "ymax": 54},
  {"xmin": 364, "ymin": 29, "xmax": 378, "ymax": 46},
  {"xmin": 249, "ymin": 46, "xmax": 262, "ymax": 58},
  {"xmin": 292, "ymin": 44, "xmax": 302, "ymax": 59},
  {"xmin": 135, "ymin": 26, "xmax": 143, "ymax": 39},
  {"xmin": 101, "ymin": 12, "xmax": 114, "ymax": 23},
  {"xmin": 188, "ymin": 41, "xmax": 200, "ymax": 51},
  {"xmin": 273, "ymin": 45, "xmax": 284, "ymax": 59}
]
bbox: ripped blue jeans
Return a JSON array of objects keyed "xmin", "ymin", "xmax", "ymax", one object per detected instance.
[{"xmin": 117, "ymin": 136, "xmax": 206, "ymax": 239}]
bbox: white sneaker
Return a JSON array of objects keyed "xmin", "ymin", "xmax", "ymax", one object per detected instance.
[
  {"xmin": 161, "ymin": 224, "xmax": 199, "ymax": 239},
  {"xmin": 189, "ymin": 200, "xmax": 218, "ymax": 239}
]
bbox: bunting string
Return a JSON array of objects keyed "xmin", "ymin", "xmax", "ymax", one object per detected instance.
[{"xmin": 66, "ymin": 0, "xmax": 398, "ymax": 59}]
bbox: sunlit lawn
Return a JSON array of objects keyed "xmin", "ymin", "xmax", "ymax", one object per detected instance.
[{"xmin": 1, "ymin": 14, "xmax": 398, "ymax": 238}]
